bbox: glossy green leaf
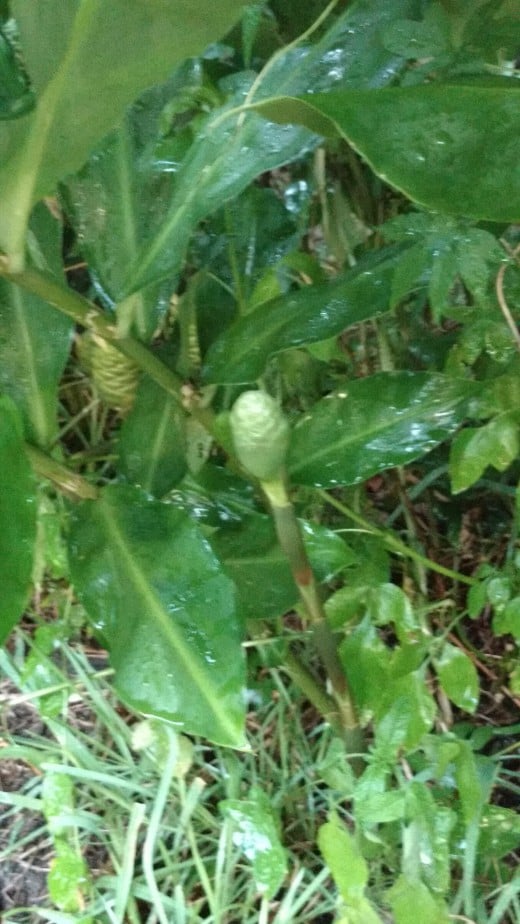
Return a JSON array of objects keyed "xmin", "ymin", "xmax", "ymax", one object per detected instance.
[
  {"xmin": 120, "ymin": 109, "xmax": 317, "ymax": 298},
  {"xmin": 210, "ymin": 512, "xmax": 355, "ymax": 620},
  {"xmin": 193, "ymin": 185, "xmax": 300, "ymax": 319},
  {"xmin": 68, "ymin": 485, "xmax": 246, "ymax": 747},
  {"xmin": 0, "ymin": 396, "xmax": 36, "ymax": 644},
  {"xmin": 254, "ymin": 81, "xmax": 520, "ymax": 221},
  {"xmin": 382, "ymin": 7, "xmax": 451, "ymax": 60},
  {"xmin": 383, "ymin": 677, "xmax": 436, "ymax": 749},
  {"xmin": 456, "ymin": 1, "xmax": 520, "ymax": 70},
  {"xmin": 289, "ymin": 372, "xmax": 477, "ymax": 488},
  {"xmin": 316, "ymin": 738, "xmax": 356, "ymax": 794},
  {"xmin": 493, "ymin": 596, "xmax": 520, "ymax": 638},
  {"xmin": 48, "ymin": 841, "xmax": 89, "ymax": 913},
  {"xmin": 404, "ymin": 782, "xmax": 454, "ymax": 896},
  {"xmin": 318, "ymin": 813, "xmax": 368, "ymax": 902},
  {"xmin": 486, "ymin": 574, "xmax": 512, "ymax": 612},
  {"xmin": 479, "ymin": 805, "xmax": 520, "ymax": 862},
  {"xmin": 339, "ymin": 619, "xmax": 388, "ymax": 712},
  {"xmin": 386, "ymin": 876, "xmax": 450, "ymax": 924},
  {"xmin": 203, "ymin": 247, "xmax": 404, "ymax": 384},
  {"xmin": 435, "ymin": 642, "xmax": 479, "ymax": 713},
  {"xmin": 327, "ymin": 582, "xmax": 422, "ymax": 649},
  {"xmin": 355, "ymin": 788, "xmax": 406, "ymax": 827},
  {"xmin": 336, "ymin": 905, "xmax": 383, "ymax": 924},
  {"xmin": 120, "ymin": 0, "xmax": 418, "ymax": 296},
  {"xmin": 0, "ymin": 0, "xmax": 251, "ymax": 261},
  {"xmin": 62, "ymin": 110, "xmax": 172, "ymax": 340},
  {"xmin": 365, "ymin": 583, "xmax": 416, "ymax": 635},
  {"xmin": 32, "ymin": 493, "xmax": 69, "ymax": 583},
  {"xmin": 172, "ymin": 465, "xmax": 257, "ymax": 528},
  {"xmin": 20, "ymin": 624, "xmax": 66, "ymax": 719},
  {"xmin": 220, "ymin": 786, "xmax": 287, "ymax": 898},
  {"xmin": 449, "ymin": 413, "xmax": 520, "ymax": 493},
  {"xmin": 340, "ymin": 618, "xmax": 435, "ymax": 746},
  {"xmin": 454, "ymin": 742, "xmax": 492, "ymax": 825},
  {"xmin": 0, "ymin": 25, "xmax": 34, "ymax": 120},
  {"xmin": 42, "ymin": 772, "xmax": 75, "ymax": 837},
  {"xmin": 118, "ymin": 376, "xmax": 186, "ymax": 497},
  {"xmin": 382, "ymin": 212, "xmax": 502, "ymax": 314},
  {"xmin": 0, "ymin": 203, "xmax": 72, "ymax": 446}
]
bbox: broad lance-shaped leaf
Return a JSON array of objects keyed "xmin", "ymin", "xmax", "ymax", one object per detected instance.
[
  {"xmin": 118, "ymin": 376, "xmax": 186, "ymax": 497},
  {"xmin": 0, "ymin": 396, "xmax": 37, "ymax": 644},
  {"xmin": 62, "ymin": 99, "xmax": 179, "ymax": 340},
  {"xmin": 68, "ymin": 485, "xmax": 246, "ymax": 747},
  {"xmin": 203, "ymin": 247, "xmax": 405, "ymax": 384},
  {"xmin": 210, "ymin": 512, "xmax": 355, "ymax": 621},
  {"xmin": 288, "ymin": 372, "xmax": 479, "ymax": 488},
  {"xmin": 0, "ymin": 203, "xmax": 72, "ymax": 447},
  {"xmin": 254, "ymin": 81, "xmax": 520, "ymax": 222},
  {"xmin": 0, "ymin": 0, "xmax": 251, "ymax": 263},
  {"xmin": 119, "ymin": 0, "xmax": 419, "ymax": 297}
]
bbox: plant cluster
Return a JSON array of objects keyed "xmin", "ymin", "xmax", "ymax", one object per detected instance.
[{"xmin": 1, "ymin": 0, "xmax": 520, "ymax": 921}]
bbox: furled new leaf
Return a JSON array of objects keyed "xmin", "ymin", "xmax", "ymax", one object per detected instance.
[
  {"xmin": 68, "ymin": 485, "xmax": 246, "ymax": 747},
  {"xmin": 0, "ymin": 396, "xmax": 37, "ymax": 644},
  {"xmin": 288, "ymin": 372, "xmax": 478, "ymax": 488},
  {"xmin": 0, "ymin": 0, "xmax": 251, "ymax": 262},
  {"xmin": 254, "ymin": 81, "xmax": 520, "ymax": 221},
  {"xmin": 203, "ymin": 247, "xmax": 404, "ymax": 383}
]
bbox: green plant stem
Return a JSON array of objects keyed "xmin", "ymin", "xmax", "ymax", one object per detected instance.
[
  {"xmin": 0, "ymin": 265, "xmax": 217, "ymax": 435},
  {"xmin": 282, "ymin": 648, "xmax": 343, "ymax": 736},
  {"xmin": 25, "ymin": 443, "xmax": 99, "ymax": 500},
  {"xmin": 262, "ymin": 476, "xmax": 359, "ymax": 737},
  {"xmin": 318, "ymin": 489, "xmax": 476, "ymax": 587}
]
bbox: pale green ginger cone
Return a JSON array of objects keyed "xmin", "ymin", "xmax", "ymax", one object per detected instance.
[
  {"xmin": 78, "ymin": 332, "xmax": 140, "ymax": 414},
  {"xmin": 229, "ymin": 390, "xmax": 290, "ymax": 482}
]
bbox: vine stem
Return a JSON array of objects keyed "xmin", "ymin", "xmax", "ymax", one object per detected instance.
[
  {"xmin": 318, "ymin": 489, "xmax": 476, "ymax": 586},
  {"xmin": 261, "ymin": 475, "xmax": 359, "ymax": 739},
  {"xmin": 0, "ymin": 264, "xmax": 218, "ymax": 435}
]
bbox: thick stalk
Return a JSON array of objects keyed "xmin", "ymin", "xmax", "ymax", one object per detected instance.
[
  {"xmin": 25, "ymin": 443, "xmax": 99, "ymax": 501},
  {"xmin": 282, "ymin": 648, "xmax": 344, "ymax": 736},
  {"xmin": 262, "ymin": 476, "xmax": 359, "ymax": 735},
  {"xmin": 0, "ymin": 265, "xmax": 217, "ymax": 435}
]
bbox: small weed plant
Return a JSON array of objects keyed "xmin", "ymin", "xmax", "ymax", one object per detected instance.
[{"xmin": 0, "ymin": 1, "xmax": 520, "ymax": 921}]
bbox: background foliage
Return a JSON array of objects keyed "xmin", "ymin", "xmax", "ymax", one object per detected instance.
[{"xmin": 1, "ymin": 0, "xmax": 520, "ymax": 921}]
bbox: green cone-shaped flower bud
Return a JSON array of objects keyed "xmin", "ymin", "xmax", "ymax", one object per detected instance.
[{"xmin": 230, "ymin": 390, "xmax": 290, "ymax": 481}]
